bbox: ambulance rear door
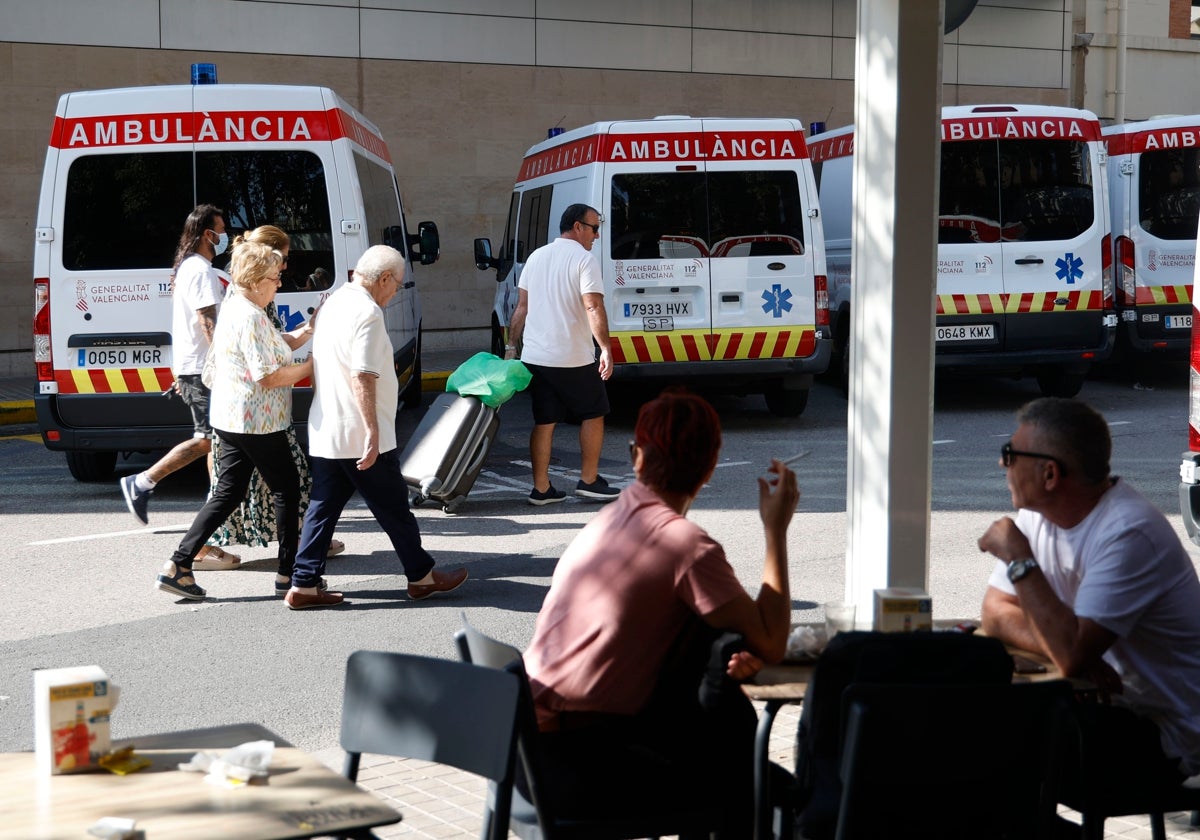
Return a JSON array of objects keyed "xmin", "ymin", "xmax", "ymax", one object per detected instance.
[
  {"xmin": 603, "ymin": 119, "xmax": 713, "ymax": 371},
  {"xmin": 45, "ymin": 85, "xmax": 196, "ymax": 431},
  {"xmin": 701, "ymin": 118, "xmax": 819, "ymax": 371},
  {"xmin": 935, "ymin": 128, "xmax": 1007, "ymax": 354},
  {"xmin": 994, "ymin": 118, "xmax": 1109, "ymax": 357}
]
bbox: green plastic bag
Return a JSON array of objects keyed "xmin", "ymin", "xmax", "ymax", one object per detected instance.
[{"xmin": 445, "ymin": 351, "xmax": 532, "ymax": 408}]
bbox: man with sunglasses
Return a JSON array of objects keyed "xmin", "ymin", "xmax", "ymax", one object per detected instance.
[
  {"xmin": 505, "ymin": 203, "xmax": 618, "ymax": 505},
  {"xmin": 978, "ymin": 397, "xmax": 1200, "ymax": 807}
]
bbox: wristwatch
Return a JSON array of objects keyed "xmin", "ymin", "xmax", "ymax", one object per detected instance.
[
  {"xmin": 504, "ymin": 344, "xmax": 516, "ymax": 352},
  {"xmin": 1006, "ymin": 557, "xmax": 1039, "ymax": 583}
]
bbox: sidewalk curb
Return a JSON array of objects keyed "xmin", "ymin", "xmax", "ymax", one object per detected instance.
[{"xmin": 0, "ymin": 371, "xmax": 453, "ymax": 428}]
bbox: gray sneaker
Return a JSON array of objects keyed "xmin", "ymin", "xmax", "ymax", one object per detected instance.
[
  {"xmin": 576, "ymin": 476, "xmax": 619, "ymax": 502},
  {"xmin": 120, "ymin": 474, "xmax": 152, "ymax": 525}
]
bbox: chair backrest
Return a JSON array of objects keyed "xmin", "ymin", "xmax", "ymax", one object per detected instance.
[
  {"xmin": 340, "ymin": 650, "xmax": 521, "ymax": 840},
  {"xmin": 834, "ymin": 680, "xmax": 1071, "ymax": 840},
  {"xmin": 795, "ymin": 631, "xmax": 1014, "ymax": 840},
  {"xmin": 455, "ymin": 616, "xmax": 523, "ymax": 669}
]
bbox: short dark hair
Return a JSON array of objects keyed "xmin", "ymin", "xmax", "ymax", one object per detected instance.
[
  {"xmin": 559, "ymin": 204, "xmax": 597, "ymax": 234},
  {"xmin": 173, "ymin": 203, "xmax": 224, "ymax": 271},
  {"xmin": 1016, "ymin": 397, "xmax": 1110, "ymax": 486},
  {"xmin": 635, "ymin": 389, "xmax": 722, "ymax": 496}
]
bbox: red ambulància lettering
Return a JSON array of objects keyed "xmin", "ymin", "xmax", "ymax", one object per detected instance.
[{"xmin": 67, "ymin": 113, "xmax": 315, "ymax": 147}]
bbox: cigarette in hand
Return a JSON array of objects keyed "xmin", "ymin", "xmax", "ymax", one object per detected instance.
[{"xmin": 778, "ymin": 450, "xmax": 811, "ymax": 467}]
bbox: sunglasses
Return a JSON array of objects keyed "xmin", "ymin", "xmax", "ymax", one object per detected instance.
[
  {"xmin": 1000, "ymin": 441, "xmax": 1067, "ymax": 475},
  {"xmin": 578, "ymin": 221, "xmax": 600, "ymax": 235}
]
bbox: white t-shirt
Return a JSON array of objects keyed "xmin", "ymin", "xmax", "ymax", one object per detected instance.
[
  {"xmin": 988, "ymin": 478, "xmax": 1200, "ymax": 772},
  {"xmin": 517, "ymin": 237, "xmax": 605, "ymax": 368},
  {"xmin": 307, "ymin": 282, "xmax": 399, "ymax": 459},
  {"xmin": 170, "ymin": 253, "xmax": 223, "ymax": 376}
]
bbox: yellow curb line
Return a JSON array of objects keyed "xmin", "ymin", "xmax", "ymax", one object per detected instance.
[
  {"xmin": 0, "ymin": 403, "xmax": 35, "ymax": 425},
  {"xmin": 421, "ymin": 371, "xmax": 451, "ymax": 392}
]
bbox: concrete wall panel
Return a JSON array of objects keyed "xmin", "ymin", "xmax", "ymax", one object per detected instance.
[{"xmin": 361, "ymin": 9, "xmax": 534, "ymax": 64}]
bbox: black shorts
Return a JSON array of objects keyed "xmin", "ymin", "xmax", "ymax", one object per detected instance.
[
  {"xmin": 175, "ymin": 374, "xmax": 213, "ymax": 439},
  {"xmin": 526, "ymin": 363, "xmax": 610, "ymax": 426}
]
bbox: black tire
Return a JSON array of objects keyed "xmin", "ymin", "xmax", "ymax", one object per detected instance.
[
  {"xmin": 401, "ymin": 328, "xmax": 423, "ymax": 410},
  {"xmin": 1036, "ymin": 368, "xmax": 1086, "ymax": 398},
  {"xmin": 66, "ymin": 450, "xmax": 117, "ymax": 482},
  {"xmin": 764, "ymin": 386, "xmax": 809, "ymax": 417}
]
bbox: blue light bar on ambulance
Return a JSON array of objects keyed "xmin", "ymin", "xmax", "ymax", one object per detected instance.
[
  {"xmin": 547, "ymin": 127, "xmax": 565, "ymax": 139},
  {"xmin": 191, "ymin": 63, "xmax": 217, "ymax": 85}
]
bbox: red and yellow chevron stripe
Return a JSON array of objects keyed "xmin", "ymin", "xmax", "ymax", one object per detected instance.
[
  {"xmin": 1134, "ymin": 285, "xmax": 1192, "ymax": 306},
  {"xmin": 55, "ymin": 367, "xmax": 174, "ymax": 394},
  {"xmin": 610, "ymin": 326, "xmax": 816, "ymax": 364},
  {"xmin": 936, "ymin": 290, "xmax": 1104, "ymax": 316}
]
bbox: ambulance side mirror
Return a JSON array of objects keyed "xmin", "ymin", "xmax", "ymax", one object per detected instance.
[
  {"xmin": 474, "ymin": 238, "xmax": 498, "ymax": 272},
  {"xmin": 408, "ymin": 221, "xmax": 440, "ymax": 266}
]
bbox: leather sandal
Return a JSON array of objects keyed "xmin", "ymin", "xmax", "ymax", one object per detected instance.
[
  {"xmin": 156, "ymin": 562, "xmax": 206, "ymax": 601},
  {"xmin": 326, "ymin": 539, "xmax": 345, "ymax": 558},
  {"xmin": 193, "ymin": 545, "xmax": 242, "ymax": 571}
]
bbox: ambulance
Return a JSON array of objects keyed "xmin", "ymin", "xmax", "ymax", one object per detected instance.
[
  {"xmin": 1104, "ymin": 115, "xmax": 1200, "ymax": 357},
  {"xmin": 33, "ymin": 67, "xmax": 439, "ymax": 481},
  {"xmin": 473, "ymin": 116, "xmax": 831, "ymax": 417},
  {"xmin": 811, "ymin": 104, "xmax": 1115, "ymax": 397}
]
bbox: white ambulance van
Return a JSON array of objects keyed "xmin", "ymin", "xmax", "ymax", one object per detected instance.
[
  {"xmin": 33, "ymin": 67, "xmax": 439, "ymax": 481},
  {"xmin": 1104, "ymin": 115, "xmax": 1200, "ymax": 357},
  {"xmin": 811, "ymin": 104, "xmax": 1115, "ymax": 397},
  {"xmin": 473, "ymin": 116, "xmax": 831, "ymax": 417}
]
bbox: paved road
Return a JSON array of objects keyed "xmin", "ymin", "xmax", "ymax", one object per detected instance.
[{"xmin": 2, "ymin": 360, "xmax": 1196, "ymax": 756}]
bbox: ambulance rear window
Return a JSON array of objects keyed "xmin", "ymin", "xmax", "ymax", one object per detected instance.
[
  {"xmin": 62, "ymin": 150, "xmax": 332, "ymax": 289},
  {"xmin": 610, "ymin": 171, "xmax": 805, "ymax": 260},
  {"xmin": 939, "ymin": 139, "xmax": 1094, "ymax": 243},
  {"xmin": 1138, "ymin": 148, "xmax": 1200, "ymax": 241}
]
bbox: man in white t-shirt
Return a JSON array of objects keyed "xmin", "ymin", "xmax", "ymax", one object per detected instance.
[
  {"xmin": 504, "ymin": 204, "xmax": 618, "ymax": 506},
  {"xmin": 979, "ymin": 397, "xmax": 1200, "ymax": 806},
  {"xmin": 287, "ymin": 245, "xmax": 467, "ymax": 609},
  {"xmin": 119, "ymin": 204, "xmax": 227, "ymax": 525}
]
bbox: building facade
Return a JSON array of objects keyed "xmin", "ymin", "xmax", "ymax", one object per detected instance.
[{"xmin": 0, "ymin": 0, "xmax": 1196, "ymax": 374}]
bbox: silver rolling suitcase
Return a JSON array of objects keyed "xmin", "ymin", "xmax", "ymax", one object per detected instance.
[{"xmin": 398, "ymin": 393, "xmax": 499, "ymax": 513}]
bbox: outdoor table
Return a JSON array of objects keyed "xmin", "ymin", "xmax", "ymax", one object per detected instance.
[
  {"xmin": 742, "ymin": 627, "xmax": 1078, "ymax": 840},
  {"xmin": 0, "ymin": 722, "xmax": 400, "ymax": 840}
]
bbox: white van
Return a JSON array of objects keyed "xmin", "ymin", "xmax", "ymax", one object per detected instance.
[
  {"xmin": 474, "ymin": 116, "xmax": 831, "ymax": 416},
  {"xmin": 33, "ymin": 68, "xmax": 439, "ymax": 481},
  {"xmin": 811, "ymin": 104, "xmax": 1115, "ymax": 396},
  {"xmin": 1104, "ymin": 115, "xmax": 1200, "ymax": 357}
]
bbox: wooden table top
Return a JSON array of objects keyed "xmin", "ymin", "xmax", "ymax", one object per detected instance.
[
  {"xmin": 0, "ymin": 723, "xmax": 400, "ymax": 840},
  {"xmin": 743, "ymin": 630, "xmax": 1075, "ymax": 703}
]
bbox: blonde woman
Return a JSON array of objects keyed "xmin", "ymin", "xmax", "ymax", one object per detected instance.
[
  {"xmin": 194, "ymin": 225, "xmax": 345, "ymax": 571},
  {"xmin": 156, "ymin": 240, "xmax": 313, "ymax": 600}
]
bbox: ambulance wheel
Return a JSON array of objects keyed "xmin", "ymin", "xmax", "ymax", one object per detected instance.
[
  {"xmin": 410, "ymin": 493, "xmax": 426, "ymax": 508},
  {"xmin": 66, "ymin": 450, "xmax": 117, "ymax": 482},
  {"xmin": 1036, "ymin": 368, "xmax": 1085, "ymax": 398},
  {"xmin": 765, "ymin": 387, "xmax": 809, "ymax": 418}
]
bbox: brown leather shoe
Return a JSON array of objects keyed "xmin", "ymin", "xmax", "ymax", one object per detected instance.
[
  {"xmin": 284, "ymin": 588, "xmax": 345, "ymax": 610},
  {"xmin": 407, "ymin": 567, "xmax": 468, "ymax": 600}
]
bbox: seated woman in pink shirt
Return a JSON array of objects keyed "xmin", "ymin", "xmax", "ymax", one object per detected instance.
[{"xmin": 523, "ymin": 389, "xmax": 800, "ymax": 837}]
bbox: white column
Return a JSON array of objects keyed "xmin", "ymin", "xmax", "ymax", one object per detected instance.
[{"xmin": 845, "ymin": 0, "xmax": 944, "ymax": 610}]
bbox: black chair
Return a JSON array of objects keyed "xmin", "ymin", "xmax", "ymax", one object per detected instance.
[
  {"xmin": 834, "ymin": 680, "xmax": 1073, "ymax": 840},
  {"xmin": 454, "ymin": 617, "xmax": 727, "ymax": 840},
  {"xmin": 792, "ymin": 631, "xmax": 1015, "ymax": 840},
  {"xmin": 339, "ymin": 649, "xmax": 521, "ymax": 840},
  {"xmin": 1058, "ymin": 705, "xmax": 1200, "ymax": 840}
]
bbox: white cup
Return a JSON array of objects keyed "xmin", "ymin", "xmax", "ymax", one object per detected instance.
[{"xmin": 824, "ymin": 601, "xmax": 857, "ymax": 638}]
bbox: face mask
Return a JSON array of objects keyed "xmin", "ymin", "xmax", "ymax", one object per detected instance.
[{"xmin": 209, "ymin": 231, "xmax": 229, "ymax": 257}]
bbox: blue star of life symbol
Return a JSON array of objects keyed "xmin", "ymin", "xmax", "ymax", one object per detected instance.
[
  {"xmin": 1054, "ymin": 252, "xmax": 1083, "ymax": 284},
  {"xmin": 761, "ymin": 284, "xmax": 793, "ymax": 318},
  {"xmin": 274, "ymin": 304, "xmax": 306, "ymax": 330}
]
